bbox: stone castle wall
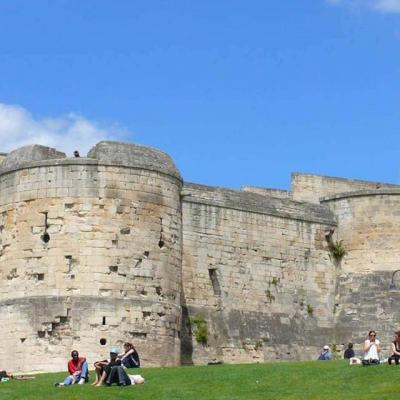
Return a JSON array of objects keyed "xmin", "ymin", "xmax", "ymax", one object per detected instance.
[
  {"xmin": 292, "ymin": 173, "xmax": 399, "ymax": 204},
  {"xmin": 0, "ymin": 143, "xmax": 182, "ymax": 372},
  {"xmin": 181, "ymin": 183, "xmax": 337, "ymax": 363},
  {"xmin": 1, "ymin": 141, "xmax": 400, "ymax": 372},
  {"xmin": 321, "ymin": 190, "xmax": 400, "ymax": 356}
]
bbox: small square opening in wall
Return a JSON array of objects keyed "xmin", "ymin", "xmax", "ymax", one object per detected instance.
[
  {"xmin": 100, "ymin": 338, "xmax": 107, "ymax": 346},
  {"xmin": 37, "ymin": 273, "xmax": 45, "ymax": 281}
]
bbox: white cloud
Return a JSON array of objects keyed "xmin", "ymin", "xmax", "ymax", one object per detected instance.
[
  {"xmin": 327, "ymin": 0, "xmax": 400, "ymax": 13},
  {"xmin": 0, "ymin": 103, "xmax": 128, "ymax": 156},
  {"xmin": 373, "ymin": 0, "xmax": 400, "ymax": 12}
]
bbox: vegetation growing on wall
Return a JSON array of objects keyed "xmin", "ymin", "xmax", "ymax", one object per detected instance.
[
  {"xmin": 265, "ymin": 289, "xmax": 275, "ymax": 304},
  {"xmin": 329, "ymin": 240, "xmax": 347, "ymax": 263},
  {"xmin": 189, "ymin": 316, "xmax": 208, "ymax": 344}
]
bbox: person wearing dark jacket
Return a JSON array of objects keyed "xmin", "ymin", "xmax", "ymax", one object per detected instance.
[
  {"xmin": 119, "ymin": 342, "xmax": 140, "ymax": 368},
  {"xmin": 388, "ymin": 331, "xmax": 400, "ymax": 365},
  {"xmin": 344, "ymin": 343, "xmax": 355, "ymax": 359}
]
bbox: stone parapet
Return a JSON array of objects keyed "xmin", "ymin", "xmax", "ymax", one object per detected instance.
[
  {"xmin": 183, "ymin": 182, "xmax": 336, "ymax": 226},
  {"xmin": 292, "ymin": 172, "xmax": 399, "ymax": 204}
]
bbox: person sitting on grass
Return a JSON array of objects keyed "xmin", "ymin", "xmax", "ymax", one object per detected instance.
[
  {"xmin": 388, "ymin": 331, "xmax": 400, "ymax": 365},
  {"xmin": 344, "ymin": 342, "xmax": 355, "ymax": 359},
  {"xmin": 119, "ymin": 342, "xmax": 140, "ymax": 369},
  {"xmin": 94, "ymin": 347, "xmax": 131, "ymax": 387},
  {"xmin": 362, "ymin": 330, "xmax": 381, "ymax": 365},
  {"xmin": 318, "ymin": 345, "xmax": 332, "ymax": 360},
  {"xmin": 54, "ymin": 350, "xmax": 89, "ymax": 387}
]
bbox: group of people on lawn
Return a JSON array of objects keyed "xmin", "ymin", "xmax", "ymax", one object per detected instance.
[
  {"xmin": 55, "ymin": 342, "xmax": 141, "ymax": 387},
  {"xmin": 318, "ymin": 330, "xmax": 400, "ymax": 365}
]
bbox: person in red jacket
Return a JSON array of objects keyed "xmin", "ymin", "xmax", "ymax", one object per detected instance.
[{"xmin": 54, "ymin": 350, "xmax": 89, "ymax": 387}]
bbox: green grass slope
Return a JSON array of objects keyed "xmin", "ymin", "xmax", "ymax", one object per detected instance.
[{"xmin": 0, "ymin": 361, "xmax": 399, "ymax": 400}]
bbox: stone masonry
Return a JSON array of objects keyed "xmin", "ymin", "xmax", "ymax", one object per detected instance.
[{"xmin": 0, "ymin": 141, "xmax": 399, "ymax": 372}]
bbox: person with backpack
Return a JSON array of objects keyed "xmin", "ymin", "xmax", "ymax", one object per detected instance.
[{"xmin": 318, "ymin": 345, "xmax": 332, "ymax": 360}]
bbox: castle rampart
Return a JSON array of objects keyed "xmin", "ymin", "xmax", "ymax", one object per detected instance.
[
  {"xmin": 1, "ymin": 141, "xmax": 400, "ymax": 372},
  {"xmin": 0, "ymin": 142, "xmax": 182, "ymax": 372}
]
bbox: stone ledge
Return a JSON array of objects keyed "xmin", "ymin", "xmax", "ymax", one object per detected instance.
[
  {"xmin": 182, "ymin": 182, "xmax": 337, "ymax": 226},
  {"xmin": 320, "ymin": 189, "xmax": 400, "ymax": 202},
  {"xmin": 0, "ymin": 295, "xmax": 181, "ymax": 311},
  {"xmin": 0, "ymin": 158, "xmax": 182, "ymax": 183}
]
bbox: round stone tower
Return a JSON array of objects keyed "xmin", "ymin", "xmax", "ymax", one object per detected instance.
[{"xmin": 0, "ymin": 141, "xmax": 182, "ymax": 372}]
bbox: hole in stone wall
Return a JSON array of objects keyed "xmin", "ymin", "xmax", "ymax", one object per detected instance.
[
  {"xmin": 155, "ymin": 286, "xmax": 162, "ymax": 296},
  {"xmin": 142, "ymin": 311, "xmax": 151, "ymax": 318},
  {"xmin": 65, "ymin": 256, "xmax": 73, "ymax": 274},
  {"xmin": 20, "ymin": 338, "xmax": 26, "ymax": 343},
  {"xmin": 158, "ymin": 218, "xmax": 165, "ymax": 248},
  {"xmin": 100, "ymin": 338, "xmax": 107, "ymax": 346},
  {"xmin": 37, "ymin": 331, "xmax": 45, "ymax": 338},
  {"xmin": 64, "ymin": 203, "xmax": 74, "ymax": 209},
  {"xmin": 102, "ymin": 316, "xmax": 106, "ymax": 325},
  {"xmin": 120, "ymin": 227, "xmax": 130, "ymax": 234},
  {"xmin": 109, "ymin": 265, "xmax": 118, "ymax": 273},
  {"xmin": 144, "ymin": 251, "xmax": 150, "ymax": 258},
  {"xmin": 112, "ymin": 239, "xmax": 118, "ymax": 246},
  {"xmin": 41, "ymin": 232, "xmax": 50, "ymax": 243},
  {"xmin": 37, "ymin": 273, "xmax": 45, "ymax": 281},
  {"xmin": 128, "ymin": 332, "xmax": 147, "ymax": 339},
  {"xmin": 209, "ymin": 268, "xmax": 221, "ymax": 296}
]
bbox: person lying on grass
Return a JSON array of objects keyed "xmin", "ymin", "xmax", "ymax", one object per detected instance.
[
  {"xmin": 0, "ymin": 370, "xmax": 13, "ymax": 380},
  {"xmin": 54, "ymin": 350, "xmax": 89, "ymax": 387}
]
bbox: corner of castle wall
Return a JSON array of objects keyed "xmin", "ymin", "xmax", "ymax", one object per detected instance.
[{"xmin": 291, "ymin": 172, "xmax": 400, "ymax": 204}]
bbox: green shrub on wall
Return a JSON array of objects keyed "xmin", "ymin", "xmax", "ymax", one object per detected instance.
[
  {"xmin": 329, "ymin": 240, "xmax": 347, "ymax": 263},
  {"xmin": 189, "ymin": 316, "xmax": 208, "ymax": 344}
]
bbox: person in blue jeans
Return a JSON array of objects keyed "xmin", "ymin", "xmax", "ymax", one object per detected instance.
[{"xmin": 54, "ymin": 350, "xmax": 89, "ymax": 387}]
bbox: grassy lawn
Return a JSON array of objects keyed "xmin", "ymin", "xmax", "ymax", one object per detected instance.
[{"xmin": 0, "ymin": 360, "xmax": 399, "ymax": 400}]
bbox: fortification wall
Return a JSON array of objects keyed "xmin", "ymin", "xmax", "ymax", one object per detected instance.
[
  {"xmin": 3, "ymin": 139, "xmax": 400, "ymax": 371},
  {"xmin": 181, "ymin": 183, "xmax": 337, "ymax": 364},
  {"xmin": 322, "ymin": 190, "xmax": 400, "ymax": 356},
  {"xmin": 241, "ymin": 186, "xmax": 291, "ymax": 199},
  {"xmin": 0, "ymin": 142, "xmax": 182, "ymax": 372},
  {"xmin": 292, "ymin": 173, "xmax": 399, "ymax": 204}
]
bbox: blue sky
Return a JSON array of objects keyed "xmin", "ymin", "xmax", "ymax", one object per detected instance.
[{"xmin": 1, "ymin": 0, "xmax": 400, "ymax": 190}]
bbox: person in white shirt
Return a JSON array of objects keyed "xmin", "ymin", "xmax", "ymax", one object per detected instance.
[{"xmin": 363, "ymin": 330, "xmax": 381, "ymax": 365}]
